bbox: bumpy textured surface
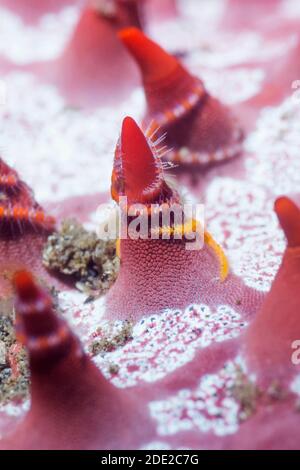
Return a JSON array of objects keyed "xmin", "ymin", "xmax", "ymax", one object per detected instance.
[
  {"xmin": 108, "ymin": 117, "xmax": 248, "ymax": 320},
  {"xmin": 106, "ymin": 236, "xmax": 260, "ymax": 320}
]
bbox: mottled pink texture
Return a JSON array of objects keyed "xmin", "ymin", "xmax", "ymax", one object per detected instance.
[
  {"xmin": 222, "ymin": 0, "xmax": 282, "ymax": 30},
  {"xmin": 20, "ymin": 6, "xmax": 140, "ymax": 107},
  {"xmin": 145, "ymin": 0, "xmax": 177, "ymax": 22},
  {"xmin": 106, "ymin": 237, "xmax": 262, "ymax": 320},
  {"xmin": 0, "ymin": 0, "xmax": 76, "ymax": 24}
]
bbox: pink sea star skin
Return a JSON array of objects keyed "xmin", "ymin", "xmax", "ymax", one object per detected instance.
[
  {"xmin": 0, "ymin": 271, "xmax": 154, "ymax": 450},
  {"xmin": 151, "ymin": 356, "xmax": 300, "ymax": 450},
  {"xmin": 19, "ymin": 5, "xmax": 141, "ymax": 108},
  {"xmin": 106, "ymin": 117, "xmax": 261, "ymax": 321},
  {"xmin": 0, "ymin": 0, "xmax": 77, "ymax": 24},
  {"xmin": 143, "ymin": 198, "xmax": 300, "ymax": 450},
  {"xmin": 118, "ymin": 28, "xmax": 244, "ymax": 166},
  {"xmin": 221, "ymin": 0, "xmax": 282, "ymax": 31},
  {"xmin": 245, "ymin": 197, "xmax": 300, "ymax": 386},
  {"xmin": 144, "ymin": 0, "xmax": 177, "ymax": 22},
  {"xmin": 244, "ymin": 33, "xmax": 300, "ymax": 108},
  {"xmin": 98, "ymin": 0, "xmax": 144, "ymax": 29}
]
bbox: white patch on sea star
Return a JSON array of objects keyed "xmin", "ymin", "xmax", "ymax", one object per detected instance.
[
  {"xmin": 290, "ymin": 375, "xmax": 300, "ymax": 396},
  {"xmin": 206, "ymin": 178, "xmax": 285, "ymax": 292},
  {"xmin": 149, "ymin": 357, "xmax": 254, "ymax": 437},
  {"xmin": 198, "ymin": 67, "xmax": 265, "ymax": 105},
  {"xmin": 0, "ymin": 6, "xmax": 79, "ymax": 63},
  {"xmin": 281, "ymin": 0, "xmax": 300, "ymax": 19},
  {"xmin": 92, "ymin": 304, "xmax": 247, "ymax": 387},
  {"xmin": 245, "ymin": 96, "xmax": 300, "ymax": 196},
  {"xmin": 0, "ymin": 399, "xmax": 30, "ymax": 418},
  {"xmin": 0, "ymin": 73, "xmax": 144, "ymax": 203},
  {"xmin": 58, "ymin": 290, "xmax": 106, "ymax": 342}
]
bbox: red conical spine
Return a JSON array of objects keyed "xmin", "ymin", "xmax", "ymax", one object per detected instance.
[
  {"xmin": 106, "ymin": 118, "xmax": 232, "ymax": 321},
  {"xmin": 0, "ymin": 271, "xmax": 152, "ymax": 449},
  {"xmin": 119, "ymin": 28, "xmax": 243, "ymax": 166},
  {"xmin": 111, "ymin": 116, "xmax": 176, "ymax": 205},
  {"xmin": 14, "ymin": 271, "xmax": 78, "ymax": 372},
  {"xmin": 119, "ymin": 27, "xmax": 205, "ymax": 121},
  {"xmin": 245, "ymin": 196, "xmax": 300, "ymax": 384},
  {"xmin": 274, "ymin": 197, "xmax": 300, "ymax": 248}
]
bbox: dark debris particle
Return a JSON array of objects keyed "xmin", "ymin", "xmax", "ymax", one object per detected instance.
[
  {"xmin": 0, "ymin": 307, "xmax": 29, "ymax": 404},
  {"xmin": 230, "ymin": 366, "xmax": 261, "ymax": 422},
  {"xmin": 108, "ymin": 363, "xmax": 120, "ymax": 375},
  {"xmin": 43, "ymin": 219, "xmax": 119, "ymax": 296},
  {"xmin": 0, "ymin": 342, "xmax": 6, "ymax": 369},
  {"xmin": 84, "ymin": 295, "xmax": 97, "ymax": 305},
  {"xmin": 89, "ymin": 320, "xmax": 133, "ymax": 356},
  {"xmin": 230, "ymin": 368, "xmax": 291, "ymax": 423}
]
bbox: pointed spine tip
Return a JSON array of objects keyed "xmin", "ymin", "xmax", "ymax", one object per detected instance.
[
  {"xmin": 112, "ymin": 116, "xmax": 162, "ymax": 202},
  {"xmin": 121, "ymin": 116, "xmax": 153, "ymax": 160},
  {"xmin": 118, "ymin": 27, "xmax": 179, "ymax": 83},
  {"xmin": 118, "ymin": 26, "xmax": 141, "ymax": 42},
  {"xmin": 274, "ymin": 196, "xmax": 300, "ymax": 248},
  {"xmin": 121, "ymin": 115, "xmax": 141, "ymax": 139}
]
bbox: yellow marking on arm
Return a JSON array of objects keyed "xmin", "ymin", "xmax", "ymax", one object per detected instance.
[
  {"xmin": 190, "ymin": 219, "xmax": 229, "ymax": 281},
  {"xmin": 116, "ymin": 238, "xmax": 121, "ymax": 259},
  {"xmin": 204, "ymin": 230, "xmax": 229, "ymax": 282},
  {"xmin": 154, "ymin": 218, "xmax": 229, "ymax": 281}
]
